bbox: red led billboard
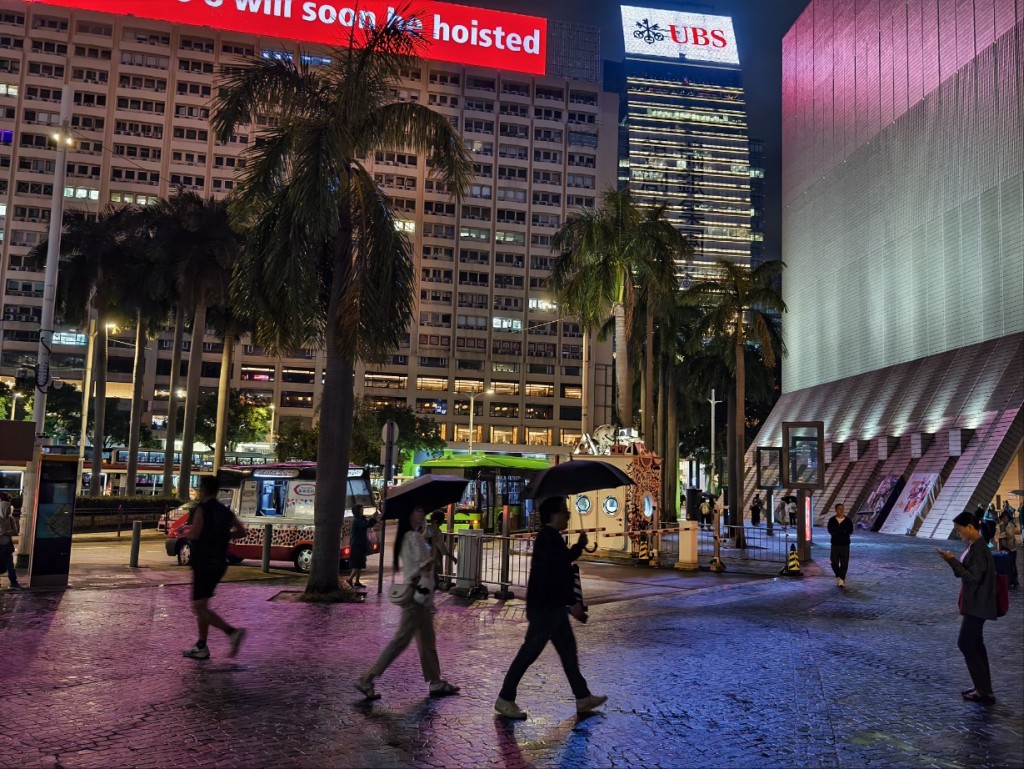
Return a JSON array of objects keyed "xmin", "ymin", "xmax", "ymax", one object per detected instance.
[{"xmin": 26, "ymin": 0, "xmax": 547, "ymax": 74}]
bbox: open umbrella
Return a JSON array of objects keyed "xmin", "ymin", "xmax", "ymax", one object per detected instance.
[
  {"xmin": 781, "ymin": 495, "xmax": 798, "ymax": 503},
  {"xmin": 523, "ymin": 460, "xmax": 634, "ymax": 500},
  {"xmin": 700, "ymin": 492, "xmax": 719, "ymax": 501},
  {"xmin": 1010, "ymin": 490, "xmax": 1024, "ymax": 497},
  {"xmin": 383, "ymin": 475, "xmax": 470, "ymax": 520}
]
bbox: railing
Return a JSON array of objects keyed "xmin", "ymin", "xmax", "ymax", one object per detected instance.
[{"xmin": 653, "ymin": 522, "xmax": 796, "ymax": 564}]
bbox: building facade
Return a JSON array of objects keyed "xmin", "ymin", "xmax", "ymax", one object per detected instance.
[
  {"xmin": 0, "ymin": 0, "xmax": 618, "ymax": 463},
  {"xmin": 748, "ymin": 0, "xmax": 1023, "ymax": 538},
  {"xmin": 614, "ymin": 5, "xmax": 755, "ymax": 282}
]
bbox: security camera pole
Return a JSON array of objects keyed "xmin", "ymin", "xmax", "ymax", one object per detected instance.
[{"xmin": 16, "ymin": 87, "xmax": 72, "ymax": 568}]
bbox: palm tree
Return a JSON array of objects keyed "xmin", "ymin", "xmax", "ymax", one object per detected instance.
[
  {"xmin": 211, "ymin": 20, "xmax": 471, "ymax": 595},
  {"xmin": 551, "ymin": 187, "xmax": 684, "ymax": 432},
  {"xmin": 37, "ymin": 206, "xmax": 143, "ymax": 495},
  {"xmin": 680, "ymin": 259, "xmax": 785, "ymax": 548}
]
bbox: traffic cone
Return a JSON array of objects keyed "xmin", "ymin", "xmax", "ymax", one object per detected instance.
[
  {"xmin": 780, "ymin": 544, "xmax": 802, "ymax": 577},
  {"xmin": 637, "ymin": 535, "xmax": 649, "ymax": 562}
]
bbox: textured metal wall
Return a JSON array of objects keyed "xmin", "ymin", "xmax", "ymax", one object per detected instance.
[{"xmin": 781, "ymin": 0, "xmax": 1023, "ymax": 393}]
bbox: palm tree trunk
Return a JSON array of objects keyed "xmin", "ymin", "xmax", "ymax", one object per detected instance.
[
  {"xmin": 89, "ymin": 322, "xmax": 108, "ymax": 496},
  {"xmin": 733, "ymin": 333, "xmax": 747, "ymax": 549},
  {"xmin": 125, "ymin": 311, "xmax": 146, "ymax": 495},
  {"xmin": 306, "ymin": 238, "xmax": 354, "ymax": 595},
  {"xmin": 643, "ymin": 307, "xmax": 654, "ymax": 442},
  {"xmin": 613, "ymin": 303, "xmax": 629, "ymax": 428},
  {"xmin": 177, "ymin": 300, "xmax": 207, "ymax": 500},
  {"xmin": 163, "ymin": 304, "xmax": 185, "ymax": 496},
  {"xmin": 213, "ymin": 322, "xmax": 234, "ymax": 473}
]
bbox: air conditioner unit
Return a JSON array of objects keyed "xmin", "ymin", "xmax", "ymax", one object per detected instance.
[{"xmin": 17, "ymin": 314, "xmax": 35, "ymax": 322}]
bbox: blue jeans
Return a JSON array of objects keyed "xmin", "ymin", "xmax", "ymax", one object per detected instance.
[{"xmin": 0, "ymin": 541, "xmax": 19, "ymax": 586}]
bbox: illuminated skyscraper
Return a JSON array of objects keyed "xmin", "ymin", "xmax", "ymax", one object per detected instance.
[{"xmin": 613, "ymin": 5, "xmax": 755, "ymax": 283}]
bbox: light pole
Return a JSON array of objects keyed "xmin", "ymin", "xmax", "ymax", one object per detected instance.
[
  {"xmin": 709, "ymin": 388, "xmax": 722, "ymax": 566},
  {"xmin": 9, "ymin": 392, "xmax": 21, "ymax": 420},
  {"xmin": 454, "ymin": 388, "xmax": 492, "ymax": 455},
  {"xmin": 17, "ymin": 86, "xmax": 73, "ymax": 568}
]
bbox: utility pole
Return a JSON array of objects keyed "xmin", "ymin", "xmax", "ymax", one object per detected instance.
[
  {"xmin": 709, "ymin": 388, "xmax": 722, "ymax": 565},
  {"xmin": 17, "ymin": 87, "xmax": 72, "ymax": 568}
]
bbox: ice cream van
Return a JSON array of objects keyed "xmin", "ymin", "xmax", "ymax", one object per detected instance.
[{"xmin": 164, "ymin": 462, "xmax": 379, "ymax": 573}]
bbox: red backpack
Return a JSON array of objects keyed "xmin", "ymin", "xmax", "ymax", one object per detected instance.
[{"xmin": 996, "ymin": 574, "xmax": 1010, "ymax": 618}]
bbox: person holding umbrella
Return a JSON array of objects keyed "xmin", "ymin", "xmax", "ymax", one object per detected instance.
[
  {"xmin": 494, "ymin": 496, "xmax": 607, "ymax": 720},
  {"xmin": 355, "ymin": 505, "xmax": 460, "ymax": 700}
]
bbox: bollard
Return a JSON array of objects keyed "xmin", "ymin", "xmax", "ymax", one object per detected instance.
[
  {"xmin": 494, "ymin": 505, "xmax": 514, "ymax": 600},
  {"xmin": 129, "ymin": 520, "xmax": 142, "ymax": 567},
  {"xmin": 117, "ymin": 504, "xmax": 125, "ymax": 538},
  {"xmin": 262, "ymin": 523, "xmax": 273, "ymax": 573}
]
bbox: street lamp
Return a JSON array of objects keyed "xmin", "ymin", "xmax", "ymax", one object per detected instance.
[
  {"xmin": 454, "ymin": 388, "xmax": 493, "ymax": 455},
  {"xmin": 9, "ymin": 392, "xmax": 21, "ymax": 420}
]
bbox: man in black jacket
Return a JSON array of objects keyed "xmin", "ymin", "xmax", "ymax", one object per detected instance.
[
  {"xmin": 827, "ymin": 503, "xmax": 854, "ymax": 587},
  {"xmin": 494, "ymin": 497, "xmax": 607, "ymax": 720}
]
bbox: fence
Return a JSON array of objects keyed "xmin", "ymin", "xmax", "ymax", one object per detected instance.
[
  {"xmin": 654, "ymin": 523, "xmax": 795, "ymax": 565},
  {"xmin": 436, "ymin": 531, "xmax": 534, "ymax": 591}
]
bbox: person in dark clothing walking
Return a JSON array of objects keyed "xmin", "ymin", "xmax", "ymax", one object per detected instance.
[
  {"xmin": 494, "ymin": 497, "xmax": 606, "ymax": 720},
  {"xmin": 827, "ymin": 503, "xmax": 854, "ymax": 587},
  {"xmin": 937, "ymin": 511, "xmax": 998, "ymax": 705},
  {"xmin": 183, "ymin": 475, "xmax": 248, "ymax": 660}
]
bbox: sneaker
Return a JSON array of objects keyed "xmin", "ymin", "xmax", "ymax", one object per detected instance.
[
  {"xmin": 183, "ymin": 644, "xmax": 210, "ymax": 660},
  {"xmin": 228, "ymin": 628, "xmax": 247, "ymax": 659},
  {"xmin": 835, "ymin": 577, "xmax": 842, "ymax": 586},
  {"xmin": 839, "ymin": 578, "xmax": 846, "ymax": 588},
  {"xmin": 7, "ymin": 584, "xmax": 22, "ymax": 591},
  {"xmin": 494, "ymin": 697, "xmax": 528, "ymax": 720},
  {"xmin": 575, "ymin": 694, "xmax": 608, "ymax": 714}
]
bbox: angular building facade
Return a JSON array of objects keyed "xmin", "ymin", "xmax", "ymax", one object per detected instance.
[
  {"xmin": 747, "ymin": 0, "xmax": 1023, "ymax": 537},
  {"xmin": 0, "ymin": 1, "xmax": 618, "ymax": 488},
  {"xmin": 614, "ymin": 5, "xmax": 756, "ymax": 282}
]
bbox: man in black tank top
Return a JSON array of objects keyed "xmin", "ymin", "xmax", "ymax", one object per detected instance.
[{"xmin": 183, "ymin": 475, "xmax": 248, "ymax": 660}]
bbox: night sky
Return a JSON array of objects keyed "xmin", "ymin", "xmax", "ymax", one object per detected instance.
[{"xmin": 459, "ymin": 0, "xmax": 813, "ymax": 262}]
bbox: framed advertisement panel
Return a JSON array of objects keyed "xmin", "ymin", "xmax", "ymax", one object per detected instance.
[
  {"xmin": 755, "ymin": 447, "xmax": 782, "ymax": 489},
  {"xmin": 781, "ymin": 421, "xmax": 825, "ymax": 490}
]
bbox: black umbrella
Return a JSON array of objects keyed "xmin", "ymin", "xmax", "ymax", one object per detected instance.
[
  {"xmin": 523, "ymin": 460, "xmax": 634, "ymax": 500},
  {"xmin": 700, "ymin": 492, "xmax": 719, "ymax": 501},
  {"xmin": 383, "ymin": 475, "xmax": 470, "ymax": 520},
  {"xmin": 781, "ymin": 495, "xmax": 798, "ymax": 503}
]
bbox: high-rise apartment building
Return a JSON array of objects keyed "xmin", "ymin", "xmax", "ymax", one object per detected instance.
[
  {"xmin": 0, "ymin": 1, "xmax": 618, "ymax": 469},
  {"xmin": 748, "ymin": 0, "xmax": 1022, "ymax": 538},
  {"xmin": 613, "ymin": 5, "xmax": 755, "ymax": 282}
]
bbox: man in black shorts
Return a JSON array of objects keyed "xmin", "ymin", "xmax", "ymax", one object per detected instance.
[{"xmin": 183, "ymin": 475, "xmax": 248, "ymax": 660}]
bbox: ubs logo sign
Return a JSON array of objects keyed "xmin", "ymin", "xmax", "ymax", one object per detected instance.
[{"xmin": 621, "ymin": 5, "xmax": 739, "ymax": 66}]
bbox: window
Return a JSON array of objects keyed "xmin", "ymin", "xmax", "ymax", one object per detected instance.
[
  {"xmin": 423, "ymin": 245, "xmax": 454, "ymax": 261},
  {"xmin": 280, "ymin": 391, "xmax": 314, "ymax": 409},
  {"xmin": 365, "ymin": 374, "xmax": 408, "ymax": 389},
  {"xmin": 458, "ymin": 271, "xmax": 489, "ymax": 287},
  {"xmin": 241, "ymin": 365, "xmax": 275, "ymax": 382},
  {"xmin": 459, "ymin": 226, "xmax": 490, "ymax": 242},
  {"xmin": 533, "ymin": 149, "xmax": 562, "ymax": 164},
  {"xmin": 534, "ymin": 107, "xmax": 562, "ymax": 121}
]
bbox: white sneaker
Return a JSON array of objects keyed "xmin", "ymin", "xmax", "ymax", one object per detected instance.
[
  {"xmin": 576, "ymin": 694, "xmax": 608, "ymax": 714},
  {"xmin": 836, "ymin": 577, "xmax": 842, "ymax": 586},
  {"xmin": 494, "ymin": 697, "xmax": 528, "ymax": 720},
  {"xmin": 228, "ymin": 628, "xmax": 247, "ymax": 658},
  {"xmin": 838, "ymin": 578, "xmax": 846, "ymax": 588},
  {"xmin": 183, "ymin": 644, "xmax": 210, "ymax": 660}
]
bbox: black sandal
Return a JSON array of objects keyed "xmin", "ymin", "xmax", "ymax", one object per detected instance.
[{"xmin": 963, "ymin": 692, "xmax": 996, "ymax": 705}]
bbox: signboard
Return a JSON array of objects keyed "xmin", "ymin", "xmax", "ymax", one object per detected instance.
[
  {"xmin": 880, "ymin": 473, "xmax": 942, "ymax": 535},
  {"xmin": 621, "ymin": 5, "xmax": 739, "ymax": 66},
  {"xmin": 755, "ymin": 447, "xmax": 782, "ymax": 489},
  {"xmin": 781, "ymin": 421, "xmax": 825, "ymax": 490},
  {"xmin": 27, "ymin": 0, "xmax": 547, "ymax": 74}
]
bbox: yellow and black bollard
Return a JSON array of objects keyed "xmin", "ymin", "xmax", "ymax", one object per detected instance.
[{"xmin": 779, "ymin": 544, "xmax": 802, "ymax": 576}]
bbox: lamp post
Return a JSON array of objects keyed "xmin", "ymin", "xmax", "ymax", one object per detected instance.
[
  {"xmin": 17, "ymin": 86, "xmax": 73, "ymax": 568},
  {"xmin": 709, "ymin": 388, "xmax": 722, "ymax": 565},
  {"xmin": 9, "ymin": 392, "xmax": 21, "ymax": 420},
  {"xmin": 455, "ymin": 388, "xmax": 492, "ymax": 455}
]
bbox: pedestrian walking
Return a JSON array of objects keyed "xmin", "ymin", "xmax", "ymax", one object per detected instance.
[
  {"xmin": 786, "ymin": 499, "xmax": 798, "ymax": 528},
  {"xmin": 0, "ymin": 493, "xmax": 23, "ymax": 590},
  {"xmin": 994, "ymin": 509, "xmax": 1020, "ymax": 589},
  {"xmin": 827, "ymin": 503, "xmax": 853, "ymax": 587},
  {"xmin": 425, "ymin": 510, "xmax": 456, "ymax": 589},
  {"xmin": 494, "ymin": 496, "xmax": 607, "ymax": 720},
  {"xmin": 183, "ymin": 475, "xmax": 248, "ymax": 660},
  {"xmin": 345, "ymin": 504, "xmax": 378, "ymax": 590},
  {"xmin": 698, "ymin": 498, "xmax": 710, "ymax": 530},
  {"xmin": 936, "ymin": 511, "xmax": 998, "ymax": 706},
  {"xmin": 750, "ymin": 493, "xmax": 763, "ymax": 526},
  {"xmin": 356, "ymin": 506, "xmax": 459, "ymax": 700},
  {"xmin": 981, "ymin": 504, "xmax": 998, "ymax": 545}
]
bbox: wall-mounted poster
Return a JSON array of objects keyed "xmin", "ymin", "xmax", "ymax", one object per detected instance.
[
  {"xmin": 880, "ymin": 473, "xmax": 941, "ymax": 535},
  {"xmin": 854, "ymin": 475, "xmax": 904, "ymax": 531}
]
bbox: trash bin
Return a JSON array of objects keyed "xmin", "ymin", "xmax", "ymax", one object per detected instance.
[{"xmin": 451, "ymin": 530, "xmax": 486, "ymax": 598}]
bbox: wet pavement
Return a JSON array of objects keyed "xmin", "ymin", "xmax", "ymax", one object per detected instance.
[{"xmin": 2, "ymin": 532, "xmax": 1022, "ymax": 769}]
